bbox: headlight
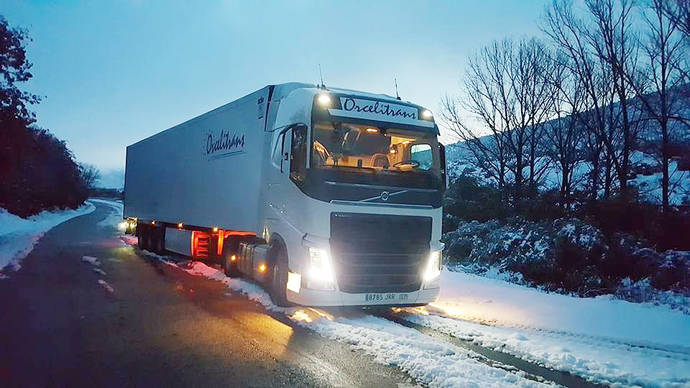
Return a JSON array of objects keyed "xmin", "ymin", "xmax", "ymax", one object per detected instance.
[
  {"xmin": 307, "ymin": 247, "xmax": 335, "ymax": 290},
  {"xmin": 117, "ymin": 221, "xmax": 128, "ymax": 231},
  {"xmin": 423, "ymin": 250, "xmax": 442, "ymax": 288},
  {"xmin": 317, "ymin": 93, "xmax": 332, "ymax": 107}
]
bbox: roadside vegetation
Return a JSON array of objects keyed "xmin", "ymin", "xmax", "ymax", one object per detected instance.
[
  {"xmin": 441, "ymin": 0, "xmax": 690, "ymax": 307},
  {"xmin": 0, "ymin": 16, "xmax": 96, "ymax": 217}
]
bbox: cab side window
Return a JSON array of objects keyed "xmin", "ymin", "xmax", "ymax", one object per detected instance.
[{"xmin": 290, "ymin": 125, "xmax": 307, "ymax": 183}]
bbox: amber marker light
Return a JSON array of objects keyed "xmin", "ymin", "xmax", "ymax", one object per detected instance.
[
  {"xmin": 212, "ymin": 227, "xmax": 218, "ymax": 233},
  {"xmin": 230, "ymin": 254, "xmax": 237, "ymax": 262},
  {"xmin": 177, "ymin": 222, "xmax": 183, "ymax": 229},
  {"xmin": 366, "ymin": 128, "xmax": 378, "ymax": 133},
  {"xmin": 258, "ymin": 263, "xmax": 267, "ymax": 273},
  {"xmin": 151, "ymin": 220, "xmax": 156, "ymax": 225}
]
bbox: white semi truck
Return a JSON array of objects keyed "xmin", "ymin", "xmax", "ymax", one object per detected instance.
[{"xmin": 123, "ymin": 82, "xmax": 446, "ymax": 307}]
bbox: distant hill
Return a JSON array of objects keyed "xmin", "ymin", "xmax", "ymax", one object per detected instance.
[{"xmin": 97, "ymin": 168, "xmax": 124, "ymax": 189}]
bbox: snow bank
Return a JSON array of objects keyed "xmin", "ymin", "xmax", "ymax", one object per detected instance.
[
  {"xmin": 387, "ymin": 269, "xmax": 690, "ymax": 386},
  {"xmin": 406, "ymin": 311, "xmax": 690, "ymax": 387},
  {"xmin": 0, "ymin": 203, "xmax": 95, "ymax": 272},
  {"xmin": 433, "ymin": 270, "xmax": 690, "ymax": 350}
]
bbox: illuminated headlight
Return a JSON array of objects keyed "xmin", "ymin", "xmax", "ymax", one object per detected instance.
[
  {"xmin": 421, "ymin": 109, "xmax": 433, "ymax": 119},
  {"xmin": 307, "ymin": 247, "xmax": 335, "ymax": 290},
  {"xmin": 423, "ymin": 250, "xmax": 442, "ymax": 288},
  {"xmin": 317, "ymin": 93, "xmax": 332, "ymax": 107},
  {"xmin": 117, "ymin": 221, "xmax": 128, "ymax": 231}
]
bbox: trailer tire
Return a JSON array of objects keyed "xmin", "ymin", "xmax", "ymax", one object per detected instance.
[
  {"xmin": 270, "ymin": 244, "xmax": 290, "ymax": 307},
  {"xmin": 221, "ymin": 237, "xmax": 241, "ymax": 277},
  {"xmin": 152, "ymin": 227, "xmax": 164, "ymax": 253},
  {"xmin": 138, "ymin": 226, "xmax": 149, "ymax": 251}
]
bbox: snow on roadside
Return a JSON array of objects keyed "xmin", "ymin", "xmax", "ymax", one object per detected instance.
[
  {"xmin": 97, "ymin": 279, "xmax": 114, "ymax": 293},
  {"xmin": 408, "ymin": 270, "xmax": 690, "ymax": 386},
  {"xmin": 0, "ymin": 203, "xmax": 95, "ymax": 272},
  {"xmin": 432, "ymin": 270, "xmax": 690, "ymax": 349},
  {"xmin": 81, "ymin": 255, "xmax": 101, "ymax": 266},
  {"xmin": 147, "ymin": 258, "xmax": 549, "ymax": 387},
  {"xmin": 404, "ymin": 311, "xmax": 690, "ymax": 387}
]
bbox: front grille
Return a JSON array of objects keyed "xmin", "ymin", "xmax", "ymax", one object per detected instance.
[{"xmin": 330, "ymin": 212, "xmax": 431, "ymax": 293}]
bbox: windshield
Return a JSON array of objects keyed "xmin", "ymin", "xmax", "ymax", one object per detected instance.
[{"xmin": 310, "ymin": 121, "xmax": 441, "ymax": 188}]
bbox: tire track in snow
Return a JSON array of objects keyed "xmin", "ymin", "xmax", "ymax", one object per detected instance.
[
  {"xmin": 376, "ymin": 310, "xmax": 602, "ymax": 388},
  {"xmin": 394, "ymin": 307, "xmax": 690, "ymax": 387}
]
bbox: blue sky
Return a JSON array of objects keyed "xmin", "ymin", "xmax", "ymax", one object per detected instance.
[{"xmin": 2, "ymin": 0, "xmax": 547, "ymax": 170}]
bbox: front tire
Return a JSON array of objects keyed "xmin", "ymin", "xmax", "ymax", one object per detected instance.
[{"xmin": 270, "ymin": 245, "xmax": 290, "ymax": 307}]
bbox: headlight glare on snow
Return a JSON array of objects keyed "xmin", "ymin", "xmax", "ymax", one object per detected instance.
[
  {"xmin": 423, "ymin": 250, "xmax": 442, "ymax": 288},
  {"xmin": 307, "ymin": 247, "xmax": 335, "ymax": 290}
]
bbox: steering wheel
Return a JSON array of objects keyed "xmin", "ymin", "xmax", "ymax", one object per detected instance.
[{"xmin": 393, "ymin": 160, "xmax": 420, "ymax": 168}]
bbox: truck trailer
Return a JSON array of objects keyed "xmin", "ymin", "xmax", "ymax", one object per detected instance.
[{"xmin": 123, "ymin": 82, "xmax": 446, "ymax": 307}]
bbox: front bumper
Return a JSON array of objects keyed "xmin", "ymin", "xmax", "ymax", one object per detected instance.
[{"xmin": 286, "ymin": 285, "xmax": 440, "ymax": 307}]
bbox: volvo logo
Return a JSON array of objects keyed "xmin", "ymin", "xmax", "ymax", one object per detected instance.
[{"xmin": 380, "ymin": 191, "xmax": 390, "ymax": 201}]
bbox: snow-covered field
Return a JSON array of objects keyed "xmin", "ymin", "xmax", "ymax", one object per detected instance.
[{"xmin": 0, "ymin": 202, "xmax": 95, "ymax": 272}]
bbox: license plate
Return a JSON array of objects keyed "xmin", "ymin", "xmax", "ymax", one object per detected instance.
[{"xmin": 365, "ymin": 293, "xmax": 409, "ymax": 303}]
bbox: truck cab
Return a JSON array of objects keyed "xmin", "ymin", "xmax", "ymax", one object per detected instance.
[{"xmin": 259, "ymin": 86, "xmax": 446, "ymax": 306}]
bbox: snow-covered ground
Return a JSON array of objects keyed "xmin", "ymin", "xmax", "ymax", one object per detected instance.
[
  {"xmin": 406, "ymin": 270, "xmax": 690, "ymax": 386},
  {"xmin": 0, "ymin": 202, "xmax": 95, "ymax": 272}
]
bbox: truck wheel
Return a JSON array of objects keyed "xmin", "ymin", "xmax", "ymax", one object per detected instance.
[
  {"xmin": 138, "ymin": 226, "xmax": 149, "ymax": 250},
  {"xmin": 270, "ymin": 245, "xmax": 290, "ymax": 307},
  {"xmin": 153, "ymin": 229, "xmax": 164, "ymax": 253}
]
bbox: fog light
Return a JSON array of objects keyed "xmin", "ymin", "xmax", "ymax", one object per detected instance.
[
  {"xmin": 287, "ymin": 272, "xmax": 301, "ymax": 293},
  {"xmin": 423, "ymin": 250, "xmax": 442, "ymax": 289},
  {"xmin": 307, "ymin": 247, "xmax": 335, "ymax": 290}
]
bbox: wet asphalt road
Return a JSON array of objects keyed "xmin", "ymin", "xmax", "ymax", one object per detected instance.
[{"xmin": 0, "ymin": 201, "xmax": 414, "ymax": 387}]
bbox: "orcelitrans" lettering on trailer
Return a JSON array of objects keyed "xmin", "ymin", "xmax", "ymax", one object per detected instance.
[{"xmin": 206, "ymin": 129, "xmax": 245, "ymax": 159}]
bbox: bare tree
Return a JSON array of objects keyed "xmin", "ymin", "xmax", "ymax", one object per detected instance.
[
  {"xmin": 626, "ymin": 0, "xmax": 689, "ymax": 211},
  {"xmin": 504, "ymin": 38, "xmax": 555, "ymax": 203},
  {"xmin": 662, "ymin": 0, "xmax": 690, "ymax": 37},
  {"xmin": 79, "ymin": 163, "xmax": 101, "ymax": 189},
  {"xmin": 585, "ymin": 0, "xmax": 641, "ymax": 195},
  {"xmin": 442, "ymin": 38, "xmax": 555, "ymax": 208},
  {"xmin": 440, "ymin": 41, "xmax": 515, "ymax": 192},
  {"xmin": 543, "ymin": 55, "xmax": 587, "ymax": 207},
  {"xmin": 543, "ymin": 0, "xmax": 642, "ymax": 199}
]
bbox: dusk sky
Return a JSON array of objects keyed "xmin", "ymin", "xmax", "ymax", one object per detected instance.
[{"xmin": 2, "ymin": 0, "xmax": 548, "ymax": 171}]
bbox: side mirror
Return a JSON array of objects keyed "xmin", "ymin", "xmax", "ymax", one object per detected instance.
[{"xmin": 439, "ymin": 143, "xmax": 447, "ymax": 192}]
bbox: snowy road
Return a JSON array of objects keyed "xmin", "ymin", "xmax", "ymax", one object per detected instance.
[
  {"xmin": 0, "ymin": 201, "xmax": 412, "ymax": 387},
  {"xmin": 1, "ymin": 199, "xmax": 687, "ymax": 387}
]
